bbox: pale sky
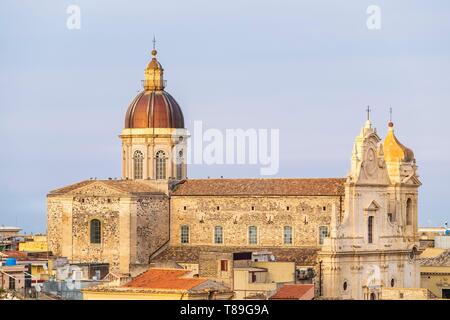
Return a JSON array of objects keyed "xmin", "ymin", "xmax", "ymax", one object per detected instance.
[{"xmin": 1, "ymin": 0, "xmax": 449, "ymax": 233}]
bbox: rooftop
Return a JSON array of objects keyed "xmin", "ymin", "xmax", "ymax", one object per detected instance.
[
  {"xmin": 418, "ymin": 249, "xmax": 450, "ymax": 266},
  {"xmin": 152, "ymin": 246, "xmax": 319, "ymax": 265},
  {"xmin": 269, "ymin": 284, "xmax": 314, "ymax": 300},
  {"xmin": 123, "ymin": 268, "xmax": 207, "ymax": 291},
  {"xmin": 48, "ymin": 179, "xmax": 167, "ymax": 196},
  {"xmin": 172, "ymin": 178, "xmax": 346, "ymax": 196}
]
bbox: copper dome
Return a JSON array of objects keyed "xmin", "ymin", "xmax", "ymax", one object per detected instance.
[{"xmin": 124, "ymin": 90, "xmax": 185, "ymax": 129}]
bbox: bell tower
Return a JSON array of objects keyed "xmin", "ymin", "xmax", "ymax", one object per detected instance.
[{"xmin": 319, "ymin": 113, "xmax": 421, "ymax": 300}]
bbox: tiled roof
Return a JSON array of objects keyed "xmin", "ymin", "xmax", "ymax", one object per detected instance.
[
  {"xmin": 0, "ymin": 250, "xmax": 28, "ymax": 260},
  {"xmin": 172, "ymin": 178, "xmax": 346, "ymax": 196},
  {"xmin": 418, "ymin": 249, "xmax": 450, "ymax": 267},
  {"xmin": 123, "ymin": 268, "xmax": 206, "ymax": 291},
  {"xmin": 269, "ymin": 284, "xmax": 314, "ymax": 300},
  {"xmin": 152, "ymin": 246, "xmax": 319, "ymax": 265},
  {"xmin": 48, "ymin": 180, "xmax": 166, "ymax": 196}
]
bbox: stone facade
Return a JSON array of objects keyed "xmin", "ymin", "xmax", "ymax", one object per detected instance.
[
  {"xmin": 47, "ymin": 180, "xmax": 170, "ymax": 274},
  {"xmin": 319, "ymin": 120, "xmax": 421, "ymax": 299},
  {"xmin": 46, "ymin": 49, "xmax": 423, "ymax": 299},
  {"xmin": 120, "ymin": 128, "xmax": 188, "ymax": 180},
  {"xmin": 170, "ymin": 195, "xmax": 342, "ymax": 248},
  {"xmin": 198, "ymin": 252, "xmax": 234, "ymax": 289}
]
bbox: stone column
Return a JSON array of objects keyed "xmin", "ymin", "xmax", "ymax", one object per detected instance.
[
  {"xmin": 118, "ymin": 197, "xmax": 134, "ymax": 274},
  {"xmin": 61, "ymin": 197, "xmax": 74, "ymax": 260}
]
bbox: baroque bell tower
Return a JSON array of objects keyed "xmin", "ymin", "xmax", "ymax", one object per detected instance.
[{"xmin": 319, "ymin": 112, "xmax": 421, "ymax": 300}]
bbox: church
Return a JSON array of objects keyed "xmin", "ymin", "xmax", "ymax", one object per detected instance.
[{"xmin": 47, "ymin": 48, "xmax": 421, "ymax": 300}]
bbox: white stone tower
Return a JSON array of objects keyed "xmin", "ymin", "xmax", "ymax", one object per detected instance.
[{"xmin": 318, "ymin": 115, "xmax": 421, "ymax": 300}]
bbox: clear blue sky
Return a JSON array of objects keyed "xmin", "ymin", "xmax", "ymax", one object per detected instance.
[{"xmin": 1, "ymin": 0, "xmax": 449, "ymax": 233}]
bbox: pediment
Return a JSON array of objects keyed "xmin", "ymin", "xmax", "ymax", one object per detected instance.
[
  {"xmin": 402, "ymin": 175, "xmax": 422, "ymax": 186},
  {"xmin": 63, "ymin": 181, "xmax": 127, "ymax": 197},
  {"xmin": 70, "ymin": 182, "xmax": 125, "ymax": 196},
  {"xmin": 365, "ymin": 200, "xmax": 381, "ymax": 211}
]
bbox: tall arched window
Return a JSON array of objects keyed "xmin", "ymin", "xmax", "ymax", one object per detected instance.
[
  {"xmin": 90, "ymin": 219, "xmax": 101, "ymax": 244},
  {"xmin": 284, "ymin": 226, "xmax": 293, "ymax": 245},
  {"xmin": 406, "ymin": 198, "xmax": 413, "ymax": 225},
  {"xmin": 214, "ymin": 226, "xmax": 223, "ymax": 244},
  {"xmin": 368, "ymin": 216, "xmax": 374, "ymax": 244},
  {"xmin": 133, "ymin": 150, "xmax": 144, "ymax": 179},
  {"xmin": 180, "ymin": 225, "xmax": 189, "ymax": 244},
  {"xmin": 319, "ymin": 226, "xmax": 329, "ymax": 245},
  {"xmin": 176, "ymin": 150, "xmax": 183, "ymax": 180},
  {"xmin": 155, "ymin": 150, "xmax": 166, "ymax": 180},
  {"xmin": 248, "ymin": 226, "xmax": 258, "ymax": 244}
]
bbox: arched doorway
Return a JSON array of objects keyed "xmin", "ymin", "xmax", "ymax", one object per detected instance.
[{"xmin": 370, "ymin": 292, "xmax": 377, "ymax": 300}]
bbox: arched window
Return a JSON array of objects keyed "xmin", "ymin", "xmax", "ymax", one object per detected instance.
[
  {"xmin": 406, "ymin": 198, "xmax": 413, "ymax": 226},
  {"xmin": 90, "ymin": 219, "xmax": 101, "ymax": 244},
  {"xmin": 133, "ymin": 150, "xmax": 144, "ymax": 179},
  {"xmin": 180, "ymin": 225, "xmax": 189, "ymax": 244},
  {"xmin": 368, "ymin": 216, "xmax": 374, "ymax": 244},
  {"xmin": 155, "ymin": 150, "xmax": 166, "ymax": 180},
  {"xmin": 214, "ymin": 226, "xmax": 223, "ymax": 244},
  {"xmin": 248, "ymin": 226, "xmax": 258, "ymax": 244},
  {"xmin": 176, "ymin": 150, "xmax": 183, "ymax": 180},
  {"xmin": 284, "ymin": 226, "xmax": 293, "ymax": 245},
  {"xmin": 319, "ymin": 226, "xmax": 329, "ymax": 245}
]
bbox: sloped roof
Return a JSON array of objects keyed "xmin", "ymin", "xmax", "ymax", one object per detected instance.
[
  {"xmin": 269, "ymin": 284, "xmax": 314, "ymax": 300},
  {"xmin": 123, "ymin": 268, "xmax": 206, "ymax": 291},
  {"xmin": 172, "ymin": 178, "xmax": 346, "ymax": 196},
  {"xmin": 0, "ymin": 250, "xmax": 28, "ymax": 260},
  {"xmin": 419, "ymin": 248, "xmax": 446, "ymax": 259},
  {"xmin": 48, "ymin": 180, "xmax": 166, "ymax": 196},
  {"xmin": 418, "ymin": 249, "xmax": 450, "ymax": 267},
  {"xmin": 152, "ymin": 245, "xmax": 318, "ymax": 265}
]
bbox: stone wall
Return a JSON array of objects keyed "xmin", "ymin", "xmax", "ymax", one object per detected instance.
[
  {"xmin": 47, "ymin": 198, "xmax": 63, "ymax": 256},
  {"xmin": 48, "ymin": 191, "xmax": 170, "ymax": 273},
  {"xmin": 170, "ymin": 195, "xmax": 342, "ymax": 247},
  {"xmin": 198, "ymin": 252, "xmax": 234, "ymax": 288},
  {"xmin": 71, "ymin": 196, "xmax": 121, "ymax": 269},
  {"xmin": 136, "ymin": 196, "xmax": 170, "ymax": 264}
]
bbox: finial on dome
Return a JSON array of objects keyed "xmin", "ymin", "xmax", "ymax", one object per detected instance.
[
  {"xmin": 387, "ymin": 107, "xmax": 395, "ymax": 129},
  {"xmin": 144, "ymin": 37, "xmax": 165, "ymax": 91},
  {"xmin": 151, "ymin": 35, "xmax": 158, "ymax": 57}
]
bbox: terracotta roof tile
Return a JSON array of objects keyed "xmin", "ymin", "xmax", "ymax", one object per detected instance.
[
  {"xmin": 123, "ymin": 268, "xmax": 206, "ymax": 290},
  {"xmin": 48, "ymin": 180, "xmax": 165, "ymax": 196},
  {"xmin": 418, "ymin": 249, "xmax": 450, "ymax": 267},
  {"xmin": 152, "ymin": 246, "xmax": 318, "ymax": 265},
  {"xmin": 270, "ymin": 284, "xmax": 314, "ymax": 300},
  {"xmin": 172, "ymin": 178, "xmax": 346, "ymax": 196},
  {"xmin": 0, "ymin": 250, "xmax": 28, "ymax": 260}
]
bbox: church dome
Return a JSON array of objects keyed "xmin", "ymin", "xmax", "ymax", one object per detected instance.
[
  {"xmin": 125, "ymin": 90, "xmax": 184, "ymax": 128},
  {"xmin": 124, "ymin": 48, "xmax": 185, "ymax": 129},
  {"xmin": 383, "ymin": 122, "xmax": 415, "ymax": 163}
]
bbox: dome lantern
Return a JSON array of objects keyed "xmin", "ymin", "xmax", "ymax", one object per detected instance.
[{"xmin": 143, "ymin": 45, "xmax": 166, "ymax": 91}]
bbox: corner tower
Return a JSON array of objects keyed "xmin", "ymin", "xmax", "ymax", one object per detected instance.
[{"xmin": 120, "ymin": 48, "xmax": 188, "ymax": 181}]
